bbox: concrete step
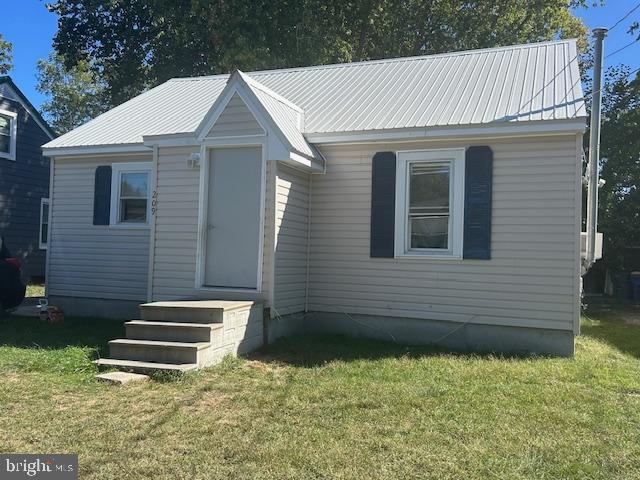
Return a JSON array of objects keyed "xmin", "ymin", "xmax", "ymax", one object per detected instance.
[
  {"xmin": 125, "ymin": 320, "xmax": 223, "ymax": 343},
  {"xmin": 108, "ymin": 339, "xmax": 209, "ymax": 364},
  {"xmin": 139, "ymin": 300, "xmax": 255, "ymax": 323},
  {"xmin": 95, "ymin": 358, "xmax": 198, "ymax": 374}
]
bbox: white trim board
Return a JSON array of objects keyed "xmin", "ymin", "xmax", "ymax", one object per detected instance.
[{"xmin": 0, "ymin": 108, "xmax": 18, "ymax": 161}]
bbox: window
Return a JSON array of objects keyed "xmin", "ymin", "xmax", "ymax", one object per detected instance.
[
  {"xmin": 110, "ymin": 162, "xmax": 152, "ymax": 227},
  {"xmin": 39, "ymin": 198, "xmax": 49, "ymax": 249},
  {"xmin": 395, "ymin": 149, "xmax": 465, "ymax": 258},
  {"xmin": 0, "ymin": 109, "xmax": 17, "ymax": 161}
]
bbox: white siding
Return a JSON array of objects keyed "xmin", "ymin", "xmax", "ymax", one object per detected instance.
[
  {"xmin": 151, "ymin": 146, "xmax": 274, "ymax": 302},
  {"xmin": 273, "ymin": 164, "xmax": 310, "ymax": 315},
  {"xmin": 48, "ymin": 155, "xmax": 151, "ymax": 301},
  {"xmin": 307, "ymin": 135, "xmax": 581, "ymax": 332},
  {"xmin": 207, "ymin": 93, "xmax": 264, "ymax": 137}
]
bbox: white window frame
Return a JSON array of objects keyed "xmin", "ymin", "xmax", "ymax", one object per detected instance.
[
  {"xmin": 395, "ymin": 148, "xmax": 465, "ymax": 259},
  {"xmin": 110, "ymin": 162, "xmax": 152, "ymax": 228},
  {"xmin": 0, "ymin": 108, "xmax": 18, "ymax": 161},
  {"xmin": 39, "ymin": 198, "xmax": 50, "ymax": 250}
]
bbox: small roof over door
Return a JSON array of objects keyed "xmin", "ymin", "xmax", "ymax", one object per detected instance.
[{"xmin": 196, "ymin": 70, "xmax": 324, "ymax": 172}]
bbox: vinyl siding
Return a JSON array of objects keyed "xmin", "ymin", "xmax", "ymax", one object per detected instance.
[
  {"xmin": 207, "ymin": 93, "xmax": 264, "ymax": 137},
  {"xmin": 273, "ymin": 164, "xmax": 310, "ymax": 315},
  {"xmin": 151, "ymin": 146, "xmax": 274, "ymax": 302},
  {"xmin": 0, "ymin": 97, "xmax": 51, "ymax": 279},
  {"xmin": 48, "ymin": 155, "xmax": 151, "ymax": 300},
  {"xmin": 307, "ymin": 135, "xmax": 581, "ymax": 332}
]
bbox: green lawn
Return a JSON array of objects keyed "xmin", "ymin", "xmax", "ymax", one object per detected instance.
[{"xmin": 0, "ymin": 303, "xmax": 639, "ymax": 479}]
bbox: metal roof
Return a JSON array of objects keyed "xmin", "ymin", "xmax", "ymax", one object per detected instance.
[{"xmin": 44, "ymin": 39, "xmax": 586, "ymax": 150}]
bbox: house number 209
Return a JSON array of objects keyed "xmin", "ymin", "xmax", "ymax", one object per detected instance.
[{"xmin": 152, "ymin": 190, "xmax": 158, "ymax": 216}]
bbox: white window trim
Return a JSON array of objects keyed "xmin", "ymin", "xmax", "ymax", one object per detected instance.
[
  {"xmin": 0, "ymin": 108, "xmax": 18, "ymax": 161},
  {"xmin": 39, "ymin": 198, "xmax": 50, "ymax": 250},
  {"xmin": 395, "ymin": 148, "xmax": 465, "ymax": 259},
  {"xmin": 109, "ymin": 162, "xmax": 152, "ymax": 228}
]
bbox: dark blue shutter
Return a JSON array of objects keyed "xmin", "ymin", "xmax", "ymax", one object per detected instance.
[
  {"xmin": 463, "ymin": 146, "xmax": 493, "ymax": 259},
  {"xmin": 370, "ymin": 152, "xmax": 396, "ymax": 258},
  {"xmin": 93, "ymin": 166, "xmax": 112, "ymax": 225}
]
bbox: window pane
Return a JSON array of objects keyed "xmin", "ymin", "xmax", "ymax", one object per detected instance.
[
  {"xmin": 41, "ymin": 224, "xmax": 48, "ymax": 244},
  {"xmin": 42, "ymin": 203, "xmax": 49, "ymax": 223},
  {"xmin": 0, "ymin": 115, "xmax": 10, "ymax": 136},
  {"xmin": 120, "ymin": 172, "xmax": 148, "ymax": 197},
  {"xmin": 409, "ymin": 163, "xmax": 449, "ymax": 214},
  {"xmin": 120, "ymin": 199, "xmax": 147, "ymax": 222},
  {"xmin": 0, "ymin": 134, "xmax": 9, "ymax": 153},
  {"xmin": 410, "ymin": 216, "xmax": 449, "ymax": 249}
]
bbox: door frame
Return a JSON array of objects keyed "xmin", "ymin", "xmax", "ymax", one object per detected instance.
[{"xmin": 194, "ymin": 135, "xmax": 267, "ymax": 293}]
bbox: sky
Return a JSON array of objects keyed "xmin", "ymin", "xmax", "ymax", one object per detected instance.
[{"xmin": 2, "ymin": 0, "xmax": 640, "ymax": 111}]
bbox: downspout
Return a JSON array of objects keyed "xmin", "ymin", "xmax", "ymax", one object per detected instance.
[
  {"xmin": 585, "ymin": 27, "xmax": 607, "ymax": 269},
  {"xmin": 304, "ymin": 173, "xmax": 312, "ymax": 313}
]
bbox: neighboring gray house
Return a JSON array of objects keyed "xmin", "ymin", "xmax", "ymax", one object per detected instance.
[
  {"xmin": 0, "ymin": 77, "xmax": 55, "ymax": 281},
  {"xmin": 42, "ymin": 40, "xmax": 588, "ymax": 371}
]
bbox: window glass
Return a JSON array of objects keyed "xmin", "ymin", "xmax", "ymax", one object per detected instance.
[
  {"xmin": 118, "ymin": 172, "xmax": 148, "ymax": 223},
  {"xmin": 408, "ymin": 162, "xmax": 450, "ymax": 249},
  {"xmin": 40, "ymin": 200, "xmax": 49, "ymax": 247},
  {"xmin": 0, "ymin": 114, "xmax": 10, "ymax": 153}
]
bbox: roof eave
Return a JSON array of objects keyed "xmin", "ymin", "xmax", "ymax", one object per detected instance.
[{"xmin": 305, "ymin": 118, "xmax": 587, "ymax": 145}]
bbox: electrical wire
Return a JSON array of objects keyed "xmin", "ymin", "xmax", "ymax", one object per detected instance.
[
  {"xmin": 605, "ymin": 38, "xmax": 640, "ymax": 59},
  {"xmin": 609, "ymin": 1, "xmax": 640, "ymax": 31}
]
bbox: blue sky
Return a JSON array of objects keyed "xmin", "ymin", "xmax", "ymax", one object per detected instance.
[{"xmin": 3, "ymin": 0, "xmax": 640, "ymax": 110}]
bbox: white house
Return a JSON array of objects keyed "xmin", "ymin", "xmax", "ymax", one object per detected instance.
[{"xmin": 42, "ymin": 39, "xmax": 587, "ymax": 371}]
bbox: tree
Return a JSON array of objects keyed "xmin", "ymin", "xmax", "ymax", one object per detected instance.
[
  {"xmin": 36, "ymin": 54, "xmax": 106, "ymax": 134},
  {"xmin": 597, "ymin": 65, "xmax": 640, "ymax": 270},
  {"xmin": 0, "ymin": 34, "xmax": 13, "ymax": 74},
  {"xmin": 47, "ymin": 0, "xmax": 589, "ymax": 108}
]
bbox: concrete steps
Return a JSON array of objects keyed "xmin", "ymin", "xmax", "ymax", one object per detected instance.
[
  {"xmin": 95, "ymin": 300, "xmax": 263, "ymax": 376},
  {"xmin": 125, "ymin": 320, "xmax": 223, "ymax": 342},
  {"xmin": 95, "ymin": 358, "xmax": 198, "ymax": 374}
]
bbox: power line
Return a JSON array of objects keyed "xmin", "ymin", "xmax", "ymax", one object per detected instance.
[
  {"xmin": 609, "ymin": 1, "xmax": 640, "ymax": 31},
  {"xmin": 605, "ymin": 38, "xmax": 640, "ymax": 59}
]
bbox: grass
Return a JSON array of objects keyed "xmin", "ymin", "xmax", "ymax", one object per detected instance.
[
  {"xmin": 0, "ymin": 303, "xmax": 639, "ymax": 479},
  {"xmin": 25, "ymin": 284, "xmax": 45, "ymax": 298}
]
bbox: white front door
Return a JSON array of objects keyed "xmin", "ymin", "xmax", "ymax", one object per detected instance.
[{"xmin": 204, "ymin": 146, "xmax": 262, "ymax": 289}]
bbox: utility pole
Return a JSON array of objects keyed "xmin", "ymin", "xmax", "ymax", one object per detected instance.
[{"xmin": 586, "ymin": 27, "xmax": 607, "ymax": 268}]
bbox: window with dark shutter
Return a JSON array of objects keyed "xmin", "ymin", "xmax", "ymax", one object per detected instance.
[
  {"xmin": 463, "ymin": 146, "xmax": 493, "ymax": 259},
  {"xmin": 370, "ymin": 152, "xmax": 396, "ymax": 258},
  {"xmin": 93, "ymin": 165, "xmax": 112, "ymax": 225}
]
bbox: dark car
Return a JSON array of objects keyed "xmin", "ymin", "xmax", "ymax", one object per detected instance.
[{"xmin": 0, "ymin": 237, "xmax": 26, "ymax": 311}]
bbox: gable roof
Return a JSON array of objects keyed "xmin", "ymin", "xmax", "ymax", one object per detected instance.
[
  {"xmin": 43, "ymin": 39, "xmax": 585, "ymax": 151},
  {"xmin": 197, "ymin": 70, "xmax": 320, "ymax": 161},
  {"xmin": 0, "ymin": 76, "xmax": 56, "ymax": 139}
]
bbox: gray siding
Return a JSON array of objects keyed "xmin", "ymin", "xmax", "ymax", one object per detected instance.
[
  {"xmin": 307, "ymin": 135, "xmax": 581, "ymax": 332},
  {"xmin": 48, "ymin": 155, "xmax": 151, "ymax": 301},
  {"xmin": 151, "ymin": 146, "xmax": 274, "ymax": 302},
  {"xmin": 0, "ymin": 97, "xmax": 51, "ymax": 279},
  {"xmin": 273, "ymin": 164, "xmax": 310, "ymax": 315},
  {"xmin": 207, "ymin": 93, "xmax": 264, "ymax": 137}
]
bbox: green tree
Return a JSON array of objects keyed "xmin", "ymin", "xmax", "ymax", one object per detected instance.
[
  {"xmin": 48, "ymin": 0, "xmax": 589, "ymax": 107},
  {"xmin": 36, "ymin": 54, "xmax": 106, "ymax": 134},
  {"xmin": 597, "ymin": 66, "xmax": 640, "ymax": 269},
  {"xmin": 0, "ymin": 33, "xmax": 13, "ymax": 74}
]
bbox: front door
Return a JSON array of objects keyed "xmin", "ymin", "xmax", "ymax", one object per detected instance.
[{"xmin": 204, "ymin": 146, "xmax": 262, "ymax": 289}]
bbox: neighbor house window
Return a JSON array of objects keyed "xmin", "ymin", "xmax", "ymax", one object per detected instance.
[
  {"xmin": 0, "ymin": 109, "xmax": 17, "ymax": 161},
  {"xmin": 39, "ymin": 198, "xmax": 49, "ymax": 249},
  {"xmin": 395, "ymin": 149, "xmax": 465, "ymax": 258},
  {"xmin": 110, "ymin": 162, "xmax": 152, "ymax": 226}
]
